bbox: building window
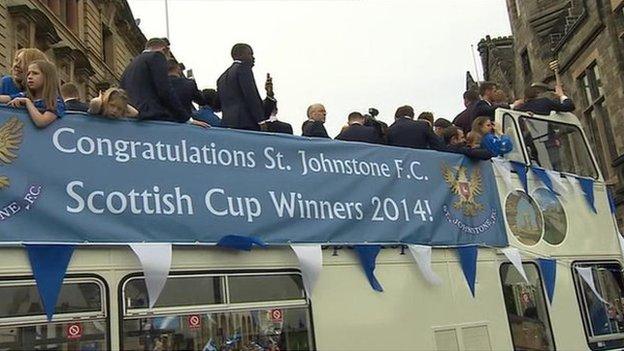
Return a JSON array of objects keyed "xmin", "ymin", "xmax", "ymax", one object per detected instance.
[
  {"xmin": 572, "ymin": 261, "xmax": 624, "ymax": 350},
  {"xmin": 102, "ymin": 26, "xmax": 114, "ymax": 69},
  {"xmin": 521, "ymin": 49, "xmax": 532, "ymax": 81},
  {"xmin": 41, "ymin": 0, "xmax": 78, "ymax": 32},
  {"xmin": 577, "ymin": 63, "xmax": 617, "ymax": 179},
  {"xmin": 500, "ymin": 263, "xmax": 555, "ymax": 350}
]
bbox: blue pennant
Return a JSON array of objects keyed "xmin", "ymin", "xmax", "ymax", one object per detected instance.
[
  {"xmin": 457, "ymin": 246, "xmax": 478, "ymax": 297},
  {"xmin": 538, "ymin": 258, "xmax": 557, "ymax": 304},
  {"xmin": 531, "ymin": 167, "xmax": 558, "ymax": 195},
  {"xmin": 510, "ymin": 161, "xmax": 528, "ymax": 193},
  {"xmin": 354, "ymin": 245, "xmax": 383, "ymax": 292},
  {"xmin": 608, "ymin": 188, "xmax": 616, "ymax": 215},
  {"xmin": 25, "ymin": 244, "xmax": 75, "ymax": 321},
  {"xmin": 217, "ymin": 235, "xmax": 267, "ymax": 251},
  {"xmin": 578, "ymin": 177, "xmax": 597, "ymax": 214}
]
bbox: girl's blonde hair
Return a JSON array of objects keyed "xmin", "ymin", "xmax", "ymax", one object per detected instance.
[
  {"xmin": 88, "ymin": 87, "xmax": 130, "ymax": 118},
  {"xmin": 12, "ymin": 48, "xmax": 49, "ymax": 87},
  {"xmin": 27, "ymin": 60, "xmax": 60, "ymax": 112},
  {"xmin": 471, "ymin": 116, "xmax": 491, "ymax": 136}
]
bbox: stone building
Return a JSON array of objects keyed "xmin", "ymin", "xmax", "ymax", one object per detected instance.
[
  {"xmin": 0, "ymin": 0, "xmax": 146, "ymax": 100},
  {"xmin": 480, "ymin": 0, "xmax": 624, "ymax": 224}
]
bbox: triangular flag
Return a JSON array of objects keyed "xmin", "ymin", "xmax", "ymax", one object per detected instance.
[
  {"xmin": 575, "ymin": 267, "xmax": 608, "ymax": 304},
  {"xmin": 510, "ymin": 161, "xmax": 528, "ymax": 193},
  {"xmin": 578, "ymin": 177, "xmax": 597, "ymax": 213},
  {"xmin": 501, "ymin": 247, "xmax": 528, "ymax": 283},
  {"xmin": 408, "ymin": 245, "xmax": 442, "ymax": 285},
  {"xmin": 531, "ymin": 167, "xmax": 558, "ymax": 195},
  {"xmin": 546, "ymin": 169, "xmax": 568, "ymax": 194},
  {"xmin": 608, "ymin": 188, "xmax": 616, "ymax": 215},
  {"xmin": 457, "ymin": 246, "xmax": 478, "ymax": 297},
  {"xmin": 537, "ymin": 258, "xmax": 556, "ymax": 304},
  {"xmin": 354, "ymin": 245, "xmax": 383, "ymax": 292},
  {"xmin": 564, "ymin": 175, "xmax": 581, "ymax": 194},
  {"xmin": 290, "ymin": 245, "xmax": 323, "ymax": 298},
  {"xmin": 217, "ymin": 235, "xmax": 267, "ymax": 251},
  {"xmin": 25, "ymin": 244, "xmax": 75, "ymax": 321},
  {"xmin": 491, "ymin": 158, "xmax": 513, "ymax": 190},
  {"xmin": 130, "ymin": 243, "xmax": 172, "ymax": 309}
]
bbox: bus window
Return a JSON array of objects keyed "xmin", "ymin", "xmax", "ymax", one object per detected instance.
[
  {"xmin": 502, "ymin": 113, "xmax": 527, "ymax": 164},
  {"xmin": 500, "ymin": 263, "xmax": 555, "ymax": 351},
  {"xmin": 572, "ymin": 262, "xmax": 624, "ymax": 350},
  {"xmin": 0, "ymin": 277, "xmax": 108, "ymax": 350},
  {"xmin": 518, "ymin": 117, "xmax": 598, "ymax": 179},
  {"xmin": 121, "ymin": 272, "xmax": 314, "ymax": 351}
]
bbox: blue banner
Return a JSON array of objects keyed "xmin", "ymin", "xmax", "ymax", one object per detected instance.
[{"xmin": 0, "ymin": 107, "xmax": 507, "ymax": 246}]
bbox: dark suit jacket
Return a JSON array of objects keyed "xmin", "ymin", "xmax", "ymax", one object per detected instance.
[
  {"xmin": 217, "ymin": 62, "xmax": 275, "ymax": 131},
  {"xmin": 387, "ymin": 118, "xmax": 445, "ymax": 150},
  {"xmin": 120, "ymin": 51, "xmax": 188, "ymax": 122},
  {"xmin": 446, "ymin": 144, "xmax": 494, "ymax": 160},
  {"xmin": 472, "ymin": 99, "xmax": 509, "ymax": 122},
  {"xmin": 264, "ymin": 120, "xmax": 293, "ymax": 135},
  {"xmin": 515, "ymin": 97, "xmax": 575, "ymax": 116},
  {"xmin": 302, "ymin": 120, "xmax": 330, "ymax": 138},
  {"xmin": 64, "ymin": 98, "xmax": 88, "ymax": 112},
  {"xmin": 169, "ymin": 75, "xmax": 204, "ymax": 116},
  {"xmin": 336, "ymin": 124, "xmax": 383, "ymax": 144},
  {"xmin": 453, "ymin": 101, "xmax": 477, "ymax": 133}
]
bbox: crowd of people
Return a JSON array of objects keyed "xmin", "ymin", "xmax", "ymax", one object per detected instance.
[{"xmin": 0, "ymin": 38, "xmax": 577, "ymax": 161}]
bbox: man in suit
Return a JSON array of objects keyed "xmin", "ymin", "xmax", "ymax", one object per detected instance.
[
  {"xmin": 452, "ymin": 89, "xmax": 479, "ymax": 133},
  {"xmin": 336, "ymin": 112, "xmax": 383, "ymax": 144},
  {"xmin": 515, "ymin": 83, "xmax": 575, "ymax": 115},
  {"xmin": 168, "ymin": 59, "xmax": 204, "ymax": 116},
  {"xmin": 261, "ymin": 105, "xmax": 293, "ymax": 135},
  {"xmin": 387, "ymin": 105, "xmax": 445, "ymax": 150},
  {"xmin": 60, "ymin": 82, "xmax": 88, "ymax": 112},
  {"xmin": 120, "ymin": 38, "xmax": 206, "ymax": 126},
  {"xmin": 472, "ymin": 81, "xmax": 506, "ymax": 121},
  {"xmin": 302, "ymin": 104, "xmax": 330, "ymax": 138},
  {"xmin": 217, "ymin": 43, "xmax": 276, "ymax": 131},
  {"xmin": 443, "ymin": 126, "xmax": 493, "ymax": 160}
]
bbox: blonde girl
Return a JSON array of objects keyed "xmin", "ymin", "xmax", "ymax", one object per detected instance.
[
  {"xmin": 88, "ymin": 87, "xmax": 138, "ymax": 118},
  {"xmin": 0, "ymin": 48, "xmax": 49, "ymax": 103}
]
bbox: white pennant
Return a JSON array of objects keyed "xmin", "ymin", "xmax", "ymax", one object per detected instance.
[
  {"xmin": 565, "ymin": 175, "xmax": 581, "ymax": 195},
  {"xmin": 290, "ymin": 245, "xmax": 322, "ymax": 298},
  {"xmin": 408, "ymin": 245, "xmax": 442, "ymax": 285},
  {"xmin": 546, "ymin": 169, "xmax": 568, "ymax": 194},
  {"xmin": 130, "ymin": 243, "xmax": 172, "ymax": 309},
  {"xmin": 576, "ymin": 267, "xmax": 609, "ymax": 304},
  {"xmin": 501, "ymin": 247, "xmax": 528, "ymax": 283},
  {"xmin": 491, "ymin": 158, "xmax": 513, "ymax": 190}
]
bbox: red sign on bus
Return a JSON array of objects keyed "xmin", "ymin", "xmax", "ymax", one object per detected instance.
[
  {"xmin": 66, "ymin": 323, "xmax": 83, "ymax": 339},
  {"xmin": 269, "ymin": 309, "xmax": 283, "ymax": 322},
  {"xmin": 188, "ymin": 314, "xmax": 201, "ymax": 329}
]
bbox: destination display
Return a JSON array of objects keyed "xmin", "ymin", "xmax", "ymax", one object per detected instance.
[{"xmin": 0, "ymin": 107, "xmax": 508, "ymax": 246}]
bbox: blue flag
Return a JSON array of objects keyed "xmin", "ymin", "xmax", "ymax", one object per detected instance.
[
  {"xmin": 538, "ymin": 258, "xmax": 556, "ymax": 304},
  {"xmin": 578, "ymin": 177, "xmax": 597, "ymax": 214},
  {"xmin": 457, "ymin": 246, "xmax": 478, "ymax": 297},
  {"xmin": 510, "ymin": 161, "xmax": 528, "ymax": 194},
  {"xmin": 531, "ymin": 167, "xmax": 558, "ymax": 195},
  {"xmin": 217, "ymin": 235, "xmax": 267, "ymax": 251},
  {"xmin": 25, "ymin": 244, "xmax": 75, "ymax": 321},
  {"xmin": 354, "ymin": 245, "xmax": 383, "ymax": 292},
  {"xmin": 608, "ymin": 188, "xmax": 616, "ymax": 215}
]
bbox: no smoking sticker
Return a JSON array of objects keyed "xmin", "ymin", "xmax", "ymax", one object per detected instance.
[
  {"xmin": 269, "ymin": 309, "xmax": 283, "ymax": 322},
  {"xmin": 188, "ymin": 314, "xmax": 201, "ymax": 329},
  {"xmin": 65, "ymin": 323, "xmax": 83, "ymax": 340}
]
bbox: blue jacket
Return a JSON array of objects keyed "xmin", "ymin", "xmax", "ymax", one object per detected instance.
[{"xmin": 194, "ymin": 107, "xmax": 222, "ymax": 127}]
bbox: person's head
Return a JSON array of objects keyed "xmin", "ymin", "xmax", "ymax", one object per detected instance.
[
  {"xmin": 492, "ymin": 89, "xmax": 508, "ymax": 104},
  {"xmin": 307, "ymin": 104, "xmax": 327, "ymax": 122},
  {"xmin": 167, "ymin": 59, "xmax": 181, "ymax": 76},
  {"xmin": 443, "ymin": 126, "xmax": 465, "ymax": 146},
  {"xmin": 479, "ymin": 81, "xmax": 498, "ymax": 101},
  {"xmin": 466, "ymin": 131, "xmax": 481, "ymax": 148},
  {"xmin": 433, "ymin": 118, "xmax": 452, "ymax": 136},
  {"xmin": 395, "ymin": 105, "xmax": 414, "ymax": 119},
  {"xmin": 524, "ymin": 83, "xmax": 550, "ymax": 101},
  {"xmin": 201, "ymin": 88, "xmax": 221, "ymax": 112},
  {"xmin": 27, "ymin": 60, "xmax": 60, "ymax": 110},
  {"xmin": 347, "ymin": 112, "xmax": 365, "ymax": 125},
  {"xmin": 89, "ymin": 88, "xmax": 131, "ymax": 118},
  {"xmin": 60, "ymin": 82, "xmax": 81, "ymax": 101},
  {"xmin": 472, "ymin": 116, "xmax": 494, "ymax": 135},
  {"xmin": 463, "ymin": 89, "xmax": 479, "ymax": 107},
  {"xmin": 231, "ymin": 43, "xmax": 254, "ymax": 65},
  {"xmin": 145, "ymin": 37, "xmax": 170, "ymax": 56},
  {"xmin": 12, "ymin": 48, "xmax": 49, "ymax": 86},
  {"xmin": 418, "ymin": 111, "xmax": 434, "ymax": 126},
  {"xmin": 368, "ymin": 107, "xmax": 379, "ymax": 118}
]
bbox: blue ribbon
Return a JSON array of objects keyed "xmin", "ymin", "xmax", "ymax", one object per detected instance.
[
  {"xmin": 25, "ymin": 244, "xmax": 75, "ymax": 321},
  {"xmin": 457, "ymin": 246, "xmax": 478, "ymax": 297},
  {"xmin": 578, "ymin": 177, "xmax": 597, "ymax": 214},
  {"xmin": 537, "ymin": 258, "xmax": 556, "ymax": 304},
  {"xmin": 510, "ymin": 161, "xmax": 528, "ymax": 193},
  {"xmin": 216, "ymin": 235, "xmax": 267, "ymax": 251},
  {"xmin": 354, "ymin": 245, "xmax": 383, "ymax": 292},
  {"xmin": 531, "ymin": 167, "xmax": 558, "ymax": 195}
]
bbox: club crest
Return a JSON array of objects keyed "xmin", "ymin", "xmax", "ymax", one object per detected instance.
[
  {"xmin": 442, "ymin": 163, "xmax": 484, "ymax": 217},
  {"xmin": 0, "ymin": 117, "xmax": 24, "ymax": 189}
]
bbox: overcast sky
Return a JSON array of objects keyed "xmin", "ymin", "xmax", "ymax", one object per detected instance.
[{"xmin": 127, "ymin": 0, "xmax": 511, "ymax": 136}]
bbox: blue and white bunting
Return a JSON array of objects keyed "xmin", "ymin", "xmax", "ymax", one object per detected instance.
[
  {"xmin": 217, "ymin": 235, "xmax": 267, "ymax": 251},
  {"xmin": 578, "ymin": 177, "xmax": 597, "ymax": 213},
  {"xmin": 531, "ymin": 167, "xmax": 558, "ymax": 195},
  {"xmin": 510, "ymin": 161, "xmax": 528, "ymax": 193},
  {"xmin": 501, "ymin": 247, "xmax": 528, "ymax": 283},
  {"xmin": 491, "ymin": 158, "xmax": 513, "ymax": 190},
  {"xmin": 25, "ymin": 244, "xmax": 75, "ymax": 321},
  {"xmin": 575, "ymin": 267, "xmax": 608, "ymax": 304},
  {"xmin": 457, "ymin": 246, "xmax": 478, "ymax": 297},
  {"xmin": 130, "ymin": 243, "xmax": 172, "ymax": 309},
  {"xmin": 290, "ymin": 245, "xmax": 323, "ymax": 298},
  {"xmin": 408, "ymin": 245, "xmax": 442, "ymax": 286},
  {"xmin": 546, "ymin": 169, "xmax": 568, "ymax": 194},
  {"xmin": 354, "ymin": 245, "xmax": 383, "ymax": 292},
  {"xmin": 537, "ymin": 258, "xmax": 556, "ymax": 304}
]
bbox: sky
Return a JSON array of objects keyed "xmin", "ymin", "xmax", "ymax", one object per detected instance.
[{"xmin": 127, "ymin": 0, "xmax": 512, "ymax": 136}]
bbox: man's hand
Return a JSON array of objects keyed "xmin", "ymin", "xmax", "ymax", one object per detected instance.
[
  {"xmin": 190, "ymin": 119, "xmax": 210, "ymax": 128},
  {"xmin": 554, "ymin": 84, "xmax": 565, "ymax": 98},
  {"xmin": 7, "ymin": 97, "xmax": 30, "ymax": 108},
  {"xmin": 265, "ymin": 73, "xmax": 274, "ymax": 98}
]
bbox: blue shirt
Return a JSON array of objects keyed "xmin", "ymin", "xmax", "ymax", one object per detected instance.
[
  {"xmin": 481, "ymin": 133, "xmax": 513, "ymax": 156},
  {"xmin": 0, "ymin": 76, "xmax": 24, "ymax": 98},
  {"xmin": 194, "ymin": 106, "xmax": 222, "ymax": 127},
  {"xmin": 33, "ymin": 97, "xmax": 66, "ymax": 118}
]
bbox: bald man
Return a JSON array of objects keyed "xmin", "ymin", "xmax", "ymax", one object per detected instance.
[{"xmin": 302, "ymin": 103, "xmax": 330, "ymax": 138}]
